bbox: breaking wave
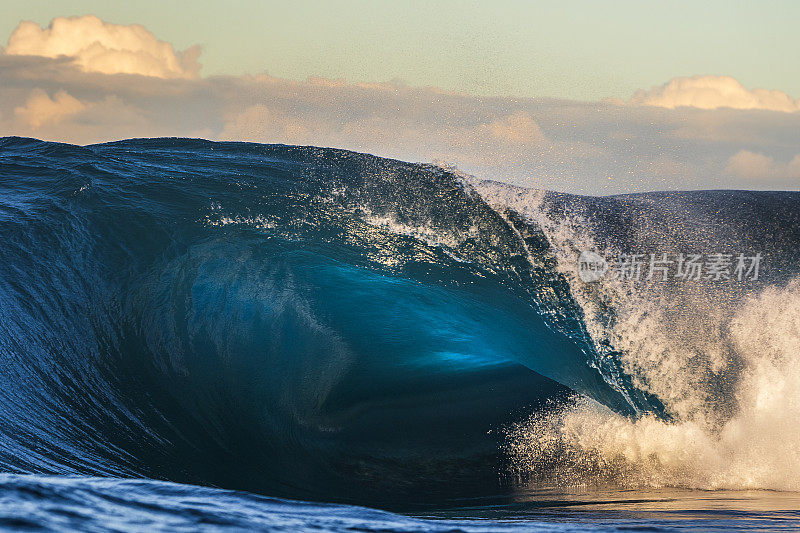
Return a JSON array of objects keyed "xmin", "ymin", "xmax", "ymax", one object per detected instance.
[{"xmin": 1, "ymin": 136, "xmax": 799, "ymax": 507}]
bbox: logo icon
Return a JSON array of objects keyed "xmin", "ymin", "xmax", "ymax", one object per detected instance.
[{"xmin": 578, "ymin": 250, "xmax": 608, "ymax": 282}]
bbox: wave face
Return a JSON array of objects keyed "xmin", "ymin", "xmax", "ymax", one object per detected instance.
[{"xmin": 1, "ymin": 137, "xmax": 800, "ymax": 505}]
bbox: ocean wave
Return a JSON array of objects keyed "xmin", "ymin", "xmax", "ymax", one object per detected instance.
[{"xmin": 1, "ymin": 136, "xmax": 799, "ymax": 506}]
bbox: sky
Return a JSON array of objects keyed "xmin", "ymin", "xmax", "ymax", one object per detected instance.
[
  {"xmin": 3, "ymin": 0, "xmax": 800, "ymax": 100},
  {"xmin": 1, "ymin": 2, "xmax": 799, "ymax": 194}
]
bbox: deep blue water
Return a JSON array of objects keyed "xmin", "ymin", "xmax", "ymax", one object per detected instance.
[
  {"xmin": 3, "ymin": 474, "xmax": 800, "ymax": 532},
  {"xmin": 1, "ymin": 137, "xmax": 799, "ymax": 531}
]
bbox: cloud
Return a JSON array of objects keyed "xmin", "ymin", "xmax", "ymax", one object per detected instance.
[
  {"xmin": 217, "ymin": 90, "xmax": 551, "ymax": 168},
  {"xmin": 481, "ymin": 111, "xmax": 547, "ymax": 145},
  {"xmin": 14, "ymin": 88, "xmax": 85, "ymax": 128},
  {"xmin": 5, "ymin": 15, "xmax": 200, "ymax": 78},
  {"xmin": 3, "ymin": 84, "xmax": 152, "ymax": 143},
  {"xmin": 220, "ymin": 104, "xmax": 313, "ymax": 145},
  {"xmin": 725, "ymin": 150, "xmax": 800, "ymax": 181},
  {"xmin": 627, "ymin": 76, "xmax": 800, "ymax": 113}
]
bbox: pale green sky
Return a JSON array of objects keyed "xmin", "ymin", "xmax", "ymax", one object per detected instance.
[{"xmin": 2, "ymin": 0, "xmax": 799, "ymax": 101}]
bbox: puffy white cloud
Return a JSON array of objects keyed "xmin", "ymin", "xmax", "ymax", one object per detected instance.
[
  {"xmin": 628, "ymin": 76, "xmax": 800, "ymax": 113},
  {"xmin": 14, "ymin": 88, "xmax": 86, "ymax": 128},
  {"xmin": 725, "ymin": 150, "xmax": 800, "ymax": 180},
  {"xmin": 5, "ymin": 15, "xmax": 200, "ymax": 79}
]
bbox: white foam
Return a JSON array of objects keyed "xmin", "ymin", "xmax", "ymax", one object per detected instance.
[
  {"xmin": 473, "ymin": 179, "xmax": 800, "ymax": 491},
  {"xmin": 506, "ymin": 282, "xmax": 800, "ymax": 490}
]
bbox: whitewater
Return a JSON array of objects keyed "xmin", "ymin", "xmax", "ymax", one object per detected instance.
[{"xmin": 0, "ymin": 136, "xmax": 799, "ymax": 530}]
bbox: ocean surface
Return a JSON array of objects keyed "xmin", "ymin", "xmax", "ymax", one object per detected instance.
[{"xmin": 1, "ymin": 136, "xmax": 799, "ymax": 531}]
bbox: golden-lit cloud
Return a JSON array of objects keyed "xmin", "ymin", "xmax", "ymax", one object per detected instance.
[
  {"xmin": 481, "ymin": 111, "xmax": 546, "ymax": 145},
  {"xmin": 220, "ymin": 104, "xmax": 313, "ymax": 145},
  {"xmin": 725, "ymin": 150, "xmax": 800, "ymax": 180},
  {"xmin": 14, "ymin": 88, "xmax": 85, "ymax": 128},
  {"xmin": 627, "ymin": 76, "xmax": 800, "ymax": 113},
  {"xmin": 5, "ymin": 15, "xmax": 200, "ymax": 79}
]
